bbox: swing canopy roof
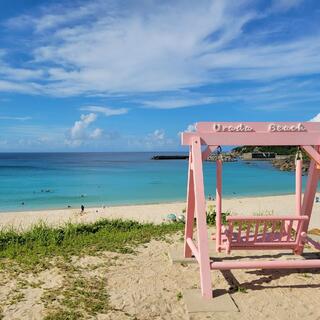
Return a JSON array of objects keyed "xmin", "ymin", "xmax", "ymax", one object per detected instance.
[{"xmin": 181, "ymin": 122, "xmax": 320, "ymax": 146}]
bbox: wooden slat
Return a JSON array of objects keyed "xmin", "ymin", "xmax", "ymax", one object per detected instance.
[
  {"xmin": 270, "ymin": 221, "xmax": 276, "ymax": 241},
  {"xmin": 254, "ymin": 222, "xmax": 259, "ymax": 241},
  {"xmin": 262, "ymin": 222, "xmax": 267, "ymax": 242},
  {"xmin": 287, "ymin": 220, "xmax": 293, "ymax": 242},
  {"xmin": 228, "ymin": 222, "xmax": 234, "ymax": 243},
  {"xmin": 237, "ymin": 223, "xmax": 242, "ymax": 243},
  {"xmin": 246, "ymin": 223, "xmax": 251, "ymax": 242},
  {"xmin": 279, "ymin": 220, "xmax": 286, "ymax": 242}
]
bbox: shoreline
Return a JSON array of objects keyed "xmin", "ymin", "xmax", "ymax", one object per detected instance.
[
  {"xmin": 0, "ymin": 191, "xmax": 299, "ymax": 214},
  {"xmin": 1, "ymin": 193, "xmax": 320, "ymax": 231}
]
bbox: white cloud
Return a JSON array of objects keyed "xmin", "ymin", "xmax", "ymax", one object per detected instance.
[
  {"xmin": 177, "ymin": 123, "xmax": 196, "ymax": 138},
  {"xmin": 0, "ymin": 124, "xmax": 67, "ymax": 151},
  {"xmin": 70, "ymin": 113, "xmax": 97, "ymax": 139},
  {"xmin": 186, "ymin": 123, "xmax": 196, "ymax": 132},
  {"xmin": 309, "ymin": 113, "xmax": 320, "ymax": 122},
  {"xmin": 67, "ymin": 113, "xmax": 103, "ymax": 146},
  {"xmin": 0, "ymin": 50, "xmax": 44, "ymax": 83},
  {"xmin": 0, "ymin": 80, "xmax": 40, "ymax": 94},
  {"xmin": 0, "ymin": 66, "xmax": 44, "ymax": 81},
  {"xmin": 6, "ymin": 1, "xmax": 103, "ymax": 32},
  {"xmin": 0, "ymin": 116, "xmax": 32, "ymax": 121},
  {"xmin": 1, "ymin": 0, "xmax": 317, "ymax": 98},
  {"xmin": 80, "ymin": 106, "xmax": 129, "ymax": 116},
  {"xmin": 89, "ymin": 127, "xmax": 103, "ymax": 138},
  {"xmin": 142, "ymin": 97, "xmax": 219, "ymax": 109},
  {"xmin": 150, "ymin": 129, "xmax": 165, "ymax": 141},
  {"xmin": 137, "ymin": 129, "xmax": 174, "ymax": 149}
]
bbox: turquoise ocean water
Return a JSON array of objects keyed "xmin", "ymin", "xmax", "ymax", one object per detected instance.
[{"xmin": 0, "ymin": 152, "xmax": 307, "ymax": 212}]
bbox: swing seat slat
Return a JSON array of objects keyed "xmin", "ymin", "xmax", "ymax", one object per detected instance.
[{"xmin": 222, "ymin": 215, "xmax": 308, "ymax": 252}]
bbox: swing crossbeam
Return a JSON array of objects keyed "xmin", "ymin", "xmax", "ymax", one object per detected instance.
[{"xmin": 181, "ymin": 121, "xmax": 320, "ymax": 299}]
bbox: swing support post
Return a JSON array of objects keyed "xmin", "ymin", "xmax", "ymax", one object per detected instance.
[
  {"xmin": 296, "ymin": 156, "xmax": 302, "ymax": 216},
  {"xmin": 215, "ymin": 157, "xmax": 222, "ymax": 252},
  {"xmin": 181, "ymin": 121, "xmax": 320, "ymax": 299}
]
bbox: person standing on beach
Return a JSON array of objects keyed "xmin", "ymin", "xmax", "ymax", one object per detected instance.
[{"xmin": 81, "ymin": 205, "xmax": 84, "ymax": 214}]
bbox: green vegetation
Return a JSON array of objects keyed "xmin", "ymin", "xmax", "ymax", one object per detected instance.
[
  {"xmin": 176, "ymin": 292, "xmax": 183, "ymax": 301},
  {"xmin": 0, "ymin": 218, "xmax": 184, "ymax": 319},
  {"xmin": 206, "ymin": 205, "xmax": 230, "ymax": 225},
  {"xmin": 237, "ymin": 286, "xmax": 247, "ymax": 293},
  {"xmin": 232, "ymin": 145, "xmax": 298, "ymax": 155},
  {"xmin": 0, "ymin": 219, "xmax": 184, "ymax": 268},
  {"xmin": 42, "ymin": 270, "xmax": 109, "ymax": 319},
  {"xmin": 44, "ymin": 310, "xmax": 82, "ymax": 320},
  {"xmin": 233, "ymin": 145, "xmax": 310, "ymax": 161}
]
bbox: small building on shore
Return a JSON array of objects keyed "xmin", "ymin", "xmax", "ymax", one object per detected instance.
[{"xmin": 242, "ymin": 152, "xmax": 288, "ymax": 161}]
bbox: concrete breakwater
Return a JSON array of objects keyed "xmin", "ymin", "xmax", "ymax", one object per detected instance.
[
  {"xmin": 151, "ymin": 155, "xmax": 189, "ymax": 160},
  {"xmin": 151, "ymin": 153, "xmax": 238, "ymax": 162}
]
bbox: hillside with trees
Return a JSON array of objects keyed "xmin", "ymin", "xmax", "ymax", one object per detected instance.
[
  {"xmin": 232, "ymin": 146, "xmax": 298, "ymax": 156},
  {"xmin": 232, "ymin": 146, "xmax": 310, "ymax": 173}
]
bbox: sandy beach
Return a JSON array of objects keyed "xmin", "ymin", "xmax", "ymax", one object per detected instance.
[
  {"xmin": 1, "ymin": 193, "xmax": 320, "ymax": 231},
  {"xmin": 1, "ymin": 226, "xmax": 320, "ymax": 319},
  {"xmin": 1, "ymin": 194, "xmax": 320, "ymax": 319}
]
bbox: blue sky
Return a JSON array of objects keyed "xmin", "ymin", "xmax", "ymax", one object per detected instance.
[{"xmin": 0, "ymin": 0, "xmax": 320, "ymax": 151}]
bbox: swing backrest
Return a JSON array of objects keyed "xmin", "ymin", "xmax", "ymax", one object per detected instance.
[{"xmin": 225, "ymin": 215, "xmax": 308, "ymax": 251}]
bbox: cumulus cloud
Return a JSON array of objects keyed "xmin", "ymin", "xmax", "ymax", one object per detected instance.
[
  {"xmin": 185, "ymin": 123, "xmax": 196, "ymax": 132},
  {"xmin": 67, "ymin": 113, "xmax": 103, "ymax": 146},
  {"xmin": 177, "ymin": 123, "xmax": 196, "ymax": 138},
  {"xmin": 80, "ymin": 106, "xmax": 129, "ymax": 116},
  {"xmin": 70, "ymin": 113, "xmax": 97, "ymax": 139},
  {"xmin": 133, "ymin": 129, "xmax": 175, "ymax": 149},
  {"xmin": 89, "ymin": 127, "xmax": 103, "ymax": 139},
  {"xmin": 149, "ymin": 129, "xmax": 165, "ymax": 141}
]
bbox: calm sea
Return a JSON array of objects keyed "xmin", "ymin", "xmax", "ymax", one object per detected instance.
[{"xmin": 0, "ymin": 152, "xmax": 306, "ymax": 212}]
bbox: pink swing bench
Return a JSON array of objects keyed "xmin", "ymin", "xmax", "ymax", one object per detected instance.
[{"xmin": 181, "ymin": 122, "xmax": 320, "ymax": 299}]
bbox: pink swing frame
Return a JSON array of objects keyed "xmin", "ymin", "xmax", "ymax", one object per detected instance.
[{"xmin": 181, "ymin": 122, "xmax": 320, "ymax": 299}]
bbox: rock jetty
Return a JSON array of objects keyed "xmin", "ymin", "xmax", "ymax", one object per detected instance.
[{"xmin": 272, "ymin": 157, "xmax": 309, "ymax": 173}]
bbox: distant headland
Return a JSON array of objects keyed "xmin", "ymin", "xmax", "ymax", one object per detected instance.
[{"xmin": 152, "ymin": 145, "xmax": 311, "ymax": 173}]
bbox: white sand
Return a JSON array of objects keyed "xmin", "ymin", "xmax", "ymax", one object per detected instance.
[
  {"xmin": 1, "ymin": 193, "xmax": 320, "ymax": 230},
  {"xmin": 1, "ymin": 234, "xmax": 320, "ymax": 319},
  {"xmin": 1, "ymin": 194, "xmax": 320, "ymax": 319}
]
